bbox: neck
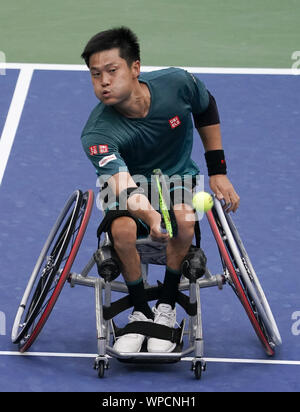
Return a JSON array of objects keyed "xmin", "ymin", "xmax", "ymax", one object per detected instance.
[{"xmin": 115, "ymin": 82, "xmax": 150, "ymax": 118}]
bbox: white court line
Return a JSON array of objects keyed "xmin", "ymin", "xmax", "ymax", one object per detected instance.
[
  {"xmin": 0, "ymin": 62, "xmax": 299, "ymax": 75},
  {"xmin": 1, "ymin": 351, "xmax": 300, "ymax": 366},
  {"xmin": 0, "ymin": 67, "xmax": 34, "ymax": 186}
]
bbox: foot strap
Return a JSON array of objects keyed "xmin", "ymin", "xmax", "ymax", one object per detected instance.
[{"xmin": 113, "ymin": 320, "xmax": 184, "ymax": 344}]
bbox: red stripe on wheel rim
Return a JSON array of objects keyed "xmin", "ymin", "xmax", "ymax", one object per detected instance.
[
  {"xmin": 206, "ymin": 209, "xmax": 274, "ymax": 356},
  {"xmin": 20, "ymin": 190, "xmax": 94, "ymax": 353}
]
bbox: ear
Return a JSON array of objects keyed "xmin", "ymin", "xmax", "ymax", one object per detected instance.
[{"xmin": 131, "ymin": 60, "xmax": 141, "ymax": 79}]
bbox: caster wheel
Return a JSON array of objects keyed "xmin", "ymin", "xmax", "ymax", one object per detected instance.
[
  {"xmin": 94, "ymin": 358, "xmax": 108, "ymax": 378},
  {"xmin": 97, "ymin": 361, "xmax": 105, "ymax": 378},
  {"xmin": 191, "ymin": 360, "xmax": 206, "ymax": 380},
  {"xmin": 194, "ymin": 361, "xmax": 202, "ymax": 380}
]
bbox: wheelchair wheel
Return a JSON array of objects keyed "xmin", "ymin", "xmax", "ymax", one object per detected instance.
[
  {"xmin": 206, "ymin": 197, "xmax": 281, "ymax": 356},
  {"xmin": 11, "ymin": 189, "xmax": 94, "ymax": 352}
]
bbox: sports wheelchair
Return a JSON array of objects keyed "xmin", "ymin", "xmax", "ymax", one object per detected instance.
[{"xmin": 11, "ymin": 189, "xmax": 282, "ymax": 379}]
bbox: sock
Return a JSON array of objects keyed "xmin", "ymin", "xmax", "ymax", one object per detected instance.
[
  {"xmin": 157, "ymin": 266, "xmax": 181, "ymax": 309},
  {"xmin": 126, "ymin": 277, "xmax": 154, "ymax": 320}
]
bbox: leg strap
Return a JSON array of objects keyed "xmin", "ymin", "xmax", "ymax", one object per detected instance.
[{"xmin": 103, "ymin": 282, "xmax": 197, "ymax": 320}]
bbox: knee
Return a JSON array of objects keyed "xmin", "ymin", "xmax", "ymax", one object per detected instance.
[
  {"xmin": 174, "ymin": 205, "xmax": 195, "ymax": 240},
  {"xmin": 110, "ymin": 217, "xmax": 137, "ymax": 251}
]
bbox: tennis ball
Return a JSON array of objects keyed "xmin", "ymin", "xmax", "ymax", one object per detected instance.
[{"xmin": 192, "ymin": 191, "xmax": 214, "ymax": 213}]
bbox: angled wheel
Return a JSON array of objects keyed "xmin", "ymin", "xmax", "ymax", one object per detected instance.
[
  {"xmin": 206, "ymin": 197, "xmax": 281, "ymax": 356},
  {"xmin": 11, "ymin": 189, "xmax": 94, "ymax": 352}
]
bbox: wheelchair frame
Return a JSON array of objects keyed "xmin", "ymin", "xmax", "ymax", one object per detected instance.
[
  {"xmin": 69, "ymin": 234, "xmax": 225, "ymax": 378},
  {"xmin": 11, "ymin": 189, "xmax": 282, "ymax": 379}
]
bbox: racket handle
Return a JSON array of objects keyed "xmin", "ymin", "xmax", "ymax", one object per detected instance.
[{"xmin": 160, "ymin": 226, "xmax": 168, "ymax": 234}]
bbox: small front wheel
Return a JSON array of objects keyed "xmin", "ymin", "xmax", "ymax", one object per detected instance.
[
  {"xmin": 97, "ymin": 361, "xmax": 105, "ymax": 378},
  {"xmin": 192, "ymin": 360, "xmax": 205, "ymax": 380},
  {"xmin": 194, "ymin": 362, "xmax": 202, "ymax": 380}
]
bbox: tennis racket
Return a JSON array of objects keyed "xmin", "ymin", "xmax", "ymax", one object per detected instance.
[{"xmin": 153, "ymin": 169, "xmax": 177, "ymax": 238}]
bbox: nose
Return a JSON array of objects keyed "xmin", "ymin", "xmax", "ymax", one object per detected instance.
[{"xmin": 101, "ymin": 73, "xmax": 110, "ymax": 87}]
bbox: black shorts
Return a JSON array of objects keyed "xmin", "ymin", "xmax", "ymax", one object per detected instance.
[{"xmin": 97, "ymin": 177, "xmax": 197, "ymax": 244}]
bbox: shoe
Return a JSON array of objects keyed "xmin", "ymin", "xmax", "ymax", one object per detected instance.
[
  {"xmin": 113, "ymin": 311, "xmax": 153, "ymax": 353},
  {"xmin": 147, "ymin": 304, "xmax": 177, "ymax": 353}
]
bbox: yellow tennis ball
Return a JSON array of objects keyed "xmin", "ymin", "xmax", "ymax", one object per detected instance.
[{"xmin": 192, "ymin": 191, "xmax": 214, "ymax": 213}]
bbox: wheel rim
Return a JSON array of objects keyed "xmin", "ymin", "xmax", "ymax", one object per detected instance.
[
  {"xmin": 206, "ymin": 206, "xmax": 275, "ymax": 356},
  {"xmin": 12, "ymin": 190, "xmax": 94, "ymax": 351}
]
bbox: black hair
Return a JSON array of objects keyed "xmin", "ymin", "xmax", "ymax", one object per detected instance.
[{"xmin": 81, "ymin": 26, "xmax": 140, "ymax": 67}]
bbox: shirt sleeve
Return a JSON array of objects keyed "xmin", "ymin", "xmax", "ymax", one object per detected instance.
[
  {"xmin": 81, "ymin": 132, "xmax": 128, "ymax": 180},
  {"xmin": 183, "ymin": 70, "xmax": 210, "ymax": 114}
]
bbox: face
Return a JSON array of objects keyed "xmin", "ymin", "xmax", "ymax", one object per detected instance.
[{"xmin": 89, "ymin": 48, "xmax": 140, "ymax": 106}]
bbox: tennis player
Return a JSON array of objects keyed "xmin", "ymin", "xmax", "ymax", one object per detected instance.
[{"xmin": 81, "ymin": 27, "xmax": 240, "ymax": 353}]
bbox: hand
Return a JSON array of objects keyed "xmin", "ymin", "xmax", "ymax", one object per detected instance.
[
  {"xmin": 149, "ymin": 214, "xmax": 169, "ymax": 242},
  {"xmin": 209, "ymin": 174, "xmax": 240, "ymax": 213}
]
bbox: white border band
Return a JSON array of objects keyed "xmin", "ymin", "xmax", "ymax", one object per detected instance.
[
  {"xmin": 0, "ymin": 67, "xmax": 33, "ymax": 185},
  {"xmin": 0, "ymin": 62, "xmax": 299, "ymax": 75},
  {"xmin": 0, "ymin": 351, "xmax": 300, "ymax": 366}
]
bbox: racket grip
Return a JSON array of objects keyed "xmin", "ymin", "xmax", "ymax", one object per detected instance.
[
  {"xmin": 160, "ymin": 220, "xmax": 167, "ymax": 233},
  {"xmin": 160, "ymin": 226, "xmax": 167, "ymax": 234}
]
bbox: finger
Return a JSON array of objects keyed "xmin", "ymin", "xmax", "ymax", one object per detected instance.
[
  {"xmin": 150, "ymin": 230, "xmax": 169, "ymax": 242},
  {"xmin": 215, "ymin": 189, "xmax": 224, "ymax": 201},
  {"xmin": 226, "ymin": 193, "xmax": 240, "ymax": 213},
  {"xmin": 232, "ymin": 194, "xmax": 240, "ymax": 213},
  {"xmin": 222, "ymin": 192, "xmax": 232, "ymax": 211},
  {"xmin": 151, "ymin": 235, "xmax": 169, "ymax": 243},
  {"xmin": 159, "ymin": 232, "xmax": 169, "ymax": 240},
  {"xmin": 226, "ymin": 202, "xmax": 234, "ymax": 213}
]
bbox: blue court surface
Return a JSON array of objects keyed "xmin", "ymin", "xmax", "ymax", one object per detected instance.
[{"xmin": 0, "ymin": 66, "xmax": 300, "ymax": 392}]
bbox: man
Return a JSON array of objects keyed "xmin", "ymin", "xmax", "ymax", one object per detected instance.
[{"xmin": 81, "ymin": 27, "xmax": 240, "ymax": 353}]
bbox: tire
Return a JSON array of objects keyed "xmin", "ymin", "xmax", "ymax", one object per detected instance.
[
  {"xmin": 194, "ymin": 361, "xmax": 202, "ymax": 380},
  {"xmin": 206, "ymin": 197, "xmax": 281, "ymax": 356},
  {"xmin": 11, "ymin": 189, "xmax": 94, "ymax": 352}
]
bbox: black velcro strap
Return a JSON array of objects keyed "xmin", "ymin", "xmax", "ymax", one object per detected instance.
[
  {"xmin": 103, "ymin": 284, "xmax": 197, "ymax": 321},
  {"xmin": 114, "ymin": 321, "xmax": 182, "ymax": 344},
  {"xmin": 103, "ymin": 287, "xmax": 161, "ymax": 320},
  {"xmin": 96, "ymin": 210, "xmax": 136, "ymax": 239},
  {"xmin": 118, "ymin": 186, "xmax": 145, "ymax": 210}
]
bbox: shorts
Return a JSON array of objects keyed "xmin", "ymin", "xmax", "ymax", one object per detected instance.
[{"xmin": 96, "ymin": 176, "xmax": 197, "ymax": 244}]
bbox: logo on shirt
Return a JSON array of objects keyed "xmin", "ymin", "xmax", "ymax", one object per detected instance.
[
  {"xmin": 169, "ymin": 116, "xmax": 181, "ymax": 129},
  {"xmin": 99, "ymin": 154, "xmax": 117, "ymax": 167},
  {"xmin": 99, "ymin": 144, "xmax": 109, "ymax": 154},
  {"xmin": 89, "ymin": 144, "xmax": 109, "ymax": 155}
]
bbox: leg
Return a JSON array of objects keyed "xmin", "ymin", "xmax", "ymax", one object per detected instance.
[
  {"xmin": 110, "ymin": 216, "xmax": 141, "ymax": 283},
  {"xmin": 110, "ymin": 216, "xmax": 154, "ymax": 353},
  {"xmin": 167, "ymin": 203, "xmax": 196, "ymax": 270},
  {"xmin": 110, "ymin": 216, "xmax": 153, "ymax": 318},
  {"xmin": 157, "ymin": 204, "xmax": 196, "ymax": 308},
  {"xmin": 148, "ymin": 204, "xmax": 196, "ymax": 353}
]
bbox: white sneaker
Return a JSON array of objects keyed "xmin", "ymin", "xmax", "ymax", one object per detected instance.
[
  {"xmin": 147, "ymin": 304, "xmax": 177, "ymax": 353},
  {"xmin": 113, "ymin": 311, "xmax": 153, "ymax": 353}
]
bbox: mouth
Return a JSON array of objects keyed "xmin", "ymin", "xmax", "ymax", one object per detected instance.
[{"xmin": 102, "ymin": 90, "xmax": 111, "ymax": 98}]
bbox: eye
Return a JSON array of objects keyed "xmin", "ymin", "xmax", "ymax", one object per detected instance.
[{"xmin": 91, "ymin": 72, "xmax": 100, "ymax": 78}]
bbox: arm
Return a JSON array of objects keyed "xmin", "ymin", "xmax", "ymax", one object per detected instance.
[
  {"xmin": 81, "ymin": 134, "xmax": 167, "ymax": 239},
  {"xmin": 107, "ymin": 171, "xmax": 169, "ymax": 241},
  {"xmin": 195, "ymin": 122, "xmax": 240, "ymax": 213},
  {"xmin": 188, "ymin": 76, "xmax": 240, "ymax": 212}
]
